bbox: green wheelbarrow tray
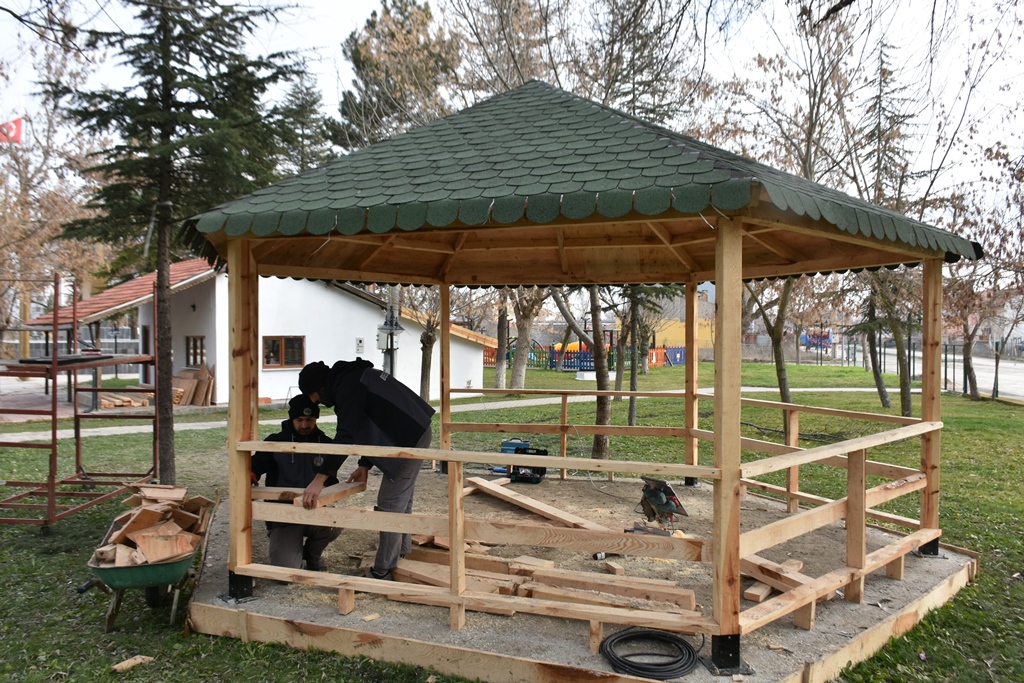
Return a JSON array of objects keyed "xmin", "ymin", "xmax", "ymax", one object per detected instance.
[
  {"xmin": 87, "ymin": 548, "xmax": 197, "ymax": 590},
  {"xmin": 83, "ymin": 515, "xmax": 203, "ymax": 631}
]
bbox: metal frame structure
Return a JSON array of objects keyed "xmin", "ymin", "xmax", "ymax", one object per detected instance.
[{"xmin": 0, "ymin": 274, "xmax": 158, "ymax": 532}]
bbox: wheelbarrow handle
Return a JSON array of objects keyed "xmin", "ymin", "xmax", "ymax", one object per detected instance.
[{"xmin": 77, "ymin": 577, "xmax": 111, "ymax": 595}]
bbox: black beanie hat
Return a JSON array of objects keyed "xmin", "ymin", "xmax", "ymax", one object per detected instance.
[
  {"xmin": 298, "ymin": 360, "xmax": 330, "ymax": 396},
  {"xmin": 288, "ymin": 393, "xmax": 320, "ymax": 420}
]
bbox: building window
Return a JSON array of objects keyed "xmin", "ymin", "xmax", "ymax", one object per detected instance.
[
  {"xmin": 185, "ymin": 336, "xmax": 205, "ymax": 367},
  {"xmin": 263, "ymin": 336, "xmax": 304, "ymax": 369}
]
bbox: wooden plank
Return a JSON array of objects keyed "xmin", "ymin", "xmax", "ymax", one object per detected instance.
[
  {"xmin": 253, "ymin": 503, "xmax": 707, "ymax": 561},
  {"xmin": 463, "ymin": 477, "xmax": 510, "ymax": 496},
  {"xmin": 740, "ymin": 556, "xmax": 829, "ymax": 602},
  {"xmin": 519, "ymin": 582, "xmax": 696, "ymax": 615},
  {"xmin": 136, "ymin": 485, "xmax": 188, "ymax": 502},
  {"xmin": 133, "ymin": 531, "xmax": 198, "ymax": 563},
  {"xmin": 191, "ymin": 378, "xmax": 210, "ymax": 406},
  {"xmin": 529, "ymin": 568, "xmax": 696, "ymax": 611},
  {"xmin": 920, "ymin": 257, "xmax": 942, "ymax": 533},
  {"xmin": 188, "ymin": 601, "xmax": 661, "ymax": 683},
  {"xmin": 465, "ymin": 477, "xmax": 611, "ymax": 531},
  {"xmin": 250, "ymin": 481, "xmax": 366, "ymax": 506},
  {"xmin": 740, "ymin": 421, "xmax": 942, "ymax": 479},
  {"xmin": 404, "ymin": 546, "xmax": 512, "ymax": 574},
  {"xmin": 392, "ymin": 559, "xmax": 507, "ymax": 594},
  {"xmin": 684, "ymin": 280, "xmax": 699, "ymax": 468},
  {"xmin": 742, "ymin": 581, "xmax": 773, "ymax": 603},
  {"xmin": 603, "ymin": 561, "xmax": 625, "ymax": 576},
  {"xmin": 109, "ymin": 506, "xmax": 167, "ymax": 545},
  {"xmin": 237, "ymin": 440, "xmax": 722, "ymax": 481}
]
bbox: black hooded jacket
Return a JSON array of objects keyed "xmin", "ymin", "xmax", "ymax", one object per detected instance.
[
  {"xmin": 321, "ymin": 358, "xmax": 435, "ymax": 474},
  {"xmin": 251, "ymin": 418, "xmax": 342, "ymax": 489}
]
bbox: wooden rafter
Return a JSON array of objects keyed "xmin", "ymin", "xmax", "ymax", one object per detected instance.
[{"xmin": 645, "ymin": 221, "xmax": 698, "ymax": 272}]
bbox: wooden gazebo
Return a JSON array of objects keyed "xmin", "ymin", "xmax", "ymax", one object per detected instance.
[{"xmin": 185, "ymin": 81, "xmax": 980, "ymax": 678}]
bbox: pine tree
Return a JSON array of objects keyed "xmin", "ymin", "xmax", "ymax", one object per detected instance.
[{"xmin": 53, "ymin": 0, "xmax": 294, "ymax": 483}]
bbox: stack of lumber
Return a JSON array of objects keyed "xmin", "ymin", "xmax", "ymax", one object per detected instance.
[
  {"xmin": 98, "ymin": 392, "xmax": 148, "ymax": 409},
  {"xmin": 172, "ymin": 362, "xmax": 215, "ymax": 406},
  {"xmin": 90, "ymin": 485, "xmax": 214, "ymax": 568},
  {"xmin": 359, "ymin": 546, "xmax": 698, "ymax": 615}
]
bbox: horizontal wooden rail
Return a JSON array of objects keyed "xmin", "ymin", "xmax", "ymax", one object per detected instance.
[
  {"xmin": 690, "ymin": 428, "xmax": 798, "ymax": 455},
  {"xmin": 446, "ymin": 422, "xmax": 691, "ymax": 439},
  {"xmin": 252, "ymin": 503, "xmax": 707, "ymax": 562},
  {"xmin": 233, "ymin": 562, "xmax": 720, "ymax": 635},
  {"xmin": 739, "ymin": 472, "xmax": 928, "ymax": 558},
  {"xmin": 740, "ymin": 422, "xmax": 941, "ymax": 478},
  {"xmin": 450, "ymin": 387, "xmax": 688, "ymax": 400},
  {"xmin": 693, "ymin": 392, "xmax": 922, "ymax": 425},
  {"xmin": 739, "ymin": 528, "xmax": 941, "ymax": 634},
  {"xmin": 238, "ymin": 441, "xmax": 721, "ymax": 480},
  {"xmin": 742, "ymin": 480, "xmax": 924, "ymax": 530}
]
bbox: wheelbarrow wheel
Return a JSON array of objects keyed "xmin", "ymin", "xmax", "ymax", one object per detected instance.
[{"xmin": 145, "ymin": 584, "xmax": 170, "ymax": 608}]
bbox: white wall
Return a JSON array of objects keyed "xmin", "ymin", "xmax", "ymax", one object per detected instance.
[{"xmin": 151, "ymin": 274, "xmax": 484, "ymax": 404}]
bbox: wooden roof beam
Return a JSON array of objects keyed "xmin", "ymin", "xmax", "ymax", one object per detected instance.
[
  {"xmin": 357, "ymin": 234, "xmax": 398, "ymax": 270},
  {"xmin": 645, "ymin": 221, "xmax": 697, "ymax": 273},
  {"xmin": 439, "ymin": 233, "xmax": 469, "ymax": 281},
  {"xmin": 742, "ymin": 226, "xmax": 805, "ymax": 264}
]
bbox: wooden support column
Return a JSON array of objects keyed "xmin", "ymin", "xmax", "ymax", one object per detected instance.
[
  {"xmin": 684, "ymin": 279, "xmax": 699, "ymax": 484},
  {"xmin": 712, "ymin": 217, "xmax": 744, "ymax": 669},
  {"xmin": 227, "ymin": 240, "xmax": 259, "ymax": 598},
  {"xmin": 440, "ymin": 285, "xmax": 451, "ymax": 452},
  {"xmin": 448, "ymin": 461, "xmax": 466, "ymax": 630},
  {"xmin": 920, "ymin": 258, "xmax": 942, "ymax": 554},
  {"xmin": 560, "ymin": 395, "xmax": 568, "ymax": 479},
  {"xmin": 785, "ymin": 409, "xmax": 800, "ymax": 513},
  {"xmin": 846, "ymin": 448, "xmax": 866, "ymax": 604}
]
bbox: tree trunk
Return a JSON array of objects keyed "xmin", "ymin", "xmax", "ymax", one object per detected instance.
[
  {"xmin": 419, "ymin": 329, "xmax": 435, "ymax": 401},
  {"xmin": 494, "ymin": 289, "xmax": 507, "ymax": 389},
  {"xmin": 867, "ymin": 330, "xmax": 891, "ymax": 408},
  {"xmin": 155, "ymin": 5, "xmax": 175, "ymax": 485},
  {"xmin": 510, "ymin": 316, "xmax": 532, "ymax": 390},
  {"xmin": 555, "ymin": 325, "xmax": 571, "ymax": 372},
  {"xmin": 613, "ymin": 321, "xmax": 628, "ymax": 397},
  {"xmin": 628, "ymin": 294, "xmax": 639, "ymax": 426},
  {"xmin": 589, "ymin": 285, "xmax": 610, "ymax": 459}
]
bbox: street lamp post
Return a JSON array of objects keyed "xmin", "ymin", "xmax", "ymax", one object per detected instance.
[{"xmin": 377, "ymin": 305, "xmax": 404, "ymax": 375}]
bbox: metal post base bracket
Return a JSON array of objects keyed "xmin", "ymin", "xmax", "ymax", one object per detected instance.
[
  {"xmin": 228, "ymin": 571, "xmax": 253, "ymax": 600},
  {"xmin": 702, "ymin": 635, "xmax": 755, "ymax": 677}
]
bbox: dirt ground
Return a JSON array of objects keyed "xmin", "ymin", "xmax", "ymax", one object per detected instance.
[{"xmin": 193, "ymin": 457, "xmax": 976, "ymax": 682}]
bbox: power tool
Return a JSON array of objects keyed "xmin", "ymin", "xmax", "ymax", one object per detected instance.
[{"xmin": 639, "ymin": 476, "xmax": 687, "ymax": 526}]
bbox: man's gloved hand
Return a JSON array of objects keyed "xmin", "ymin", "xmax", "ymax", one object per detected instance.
[{"xmin": 250, "ymin": 472, "xmax": 258, "ymax": 486}]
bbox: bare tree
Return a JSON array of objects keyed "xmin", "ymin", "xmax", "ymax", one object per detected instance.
[{"xmin": 508, "ymin": 286, "xmax": 550, "ymax": 389}]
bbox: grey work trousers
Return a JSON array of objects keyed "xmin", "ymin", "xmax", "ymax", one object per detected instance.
[
  {"xmin": 268, "ymin": 522, "xmax": 342, "ymax": 570},
  {"xmin": 368, "ymin": 427, "xmax": 431, "ymax": 572}
]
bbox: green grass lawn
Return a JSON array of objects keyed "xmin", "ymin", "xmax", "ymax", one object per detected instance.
[{"xmin": 0, "ymin": 364, "xmax": 1019, "ymax": 682}]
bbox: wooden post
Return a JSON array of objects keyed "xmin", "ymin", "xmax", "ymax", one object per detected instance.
[
  {"xmin": 920, "ymin": 258, "xmax": 942, "ymax": 553},
  {"xmin": 448, "ymin": 461, "xmax": 466, "ymax": 630},
  {"xmin": 712, "ymin": 217, "xmax": 743, "ymax": 668},
  {"xmin": 440, "ymin": 285, "xmax": 451, "ymax": 452},
  {"xmin": 560, "ymin": 394, "xmax": 568, "ymax": 479},
  {"xmin": 227, "ymin": 240, "xmax": 258, "ymax": 592},
  {"xmin": 684, "ymin": 279, "xmax": 699, "ymax": 481},
  {"xmin": 846, "ymin": 448, "xmax": 866, "ymax": 604},
  {"xmin": 785, "ymin": 409, "xmax": 800, "ymax": 513}
]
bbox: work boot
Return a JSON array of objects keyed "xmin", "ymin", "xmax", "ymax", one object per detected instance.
[
  {"xmin": 365, "ymin": 567, "xmax": 393, "ymax": 581},
  {"xmin": 304, "ymin": 555, "xmax": 327, "ymax": 572}
]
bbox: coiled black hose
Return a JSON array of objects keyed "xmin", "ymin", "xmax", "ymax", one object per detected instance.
[{"xmin": 599, "ymin": 627, "xmax": 705, "ymax": 680}]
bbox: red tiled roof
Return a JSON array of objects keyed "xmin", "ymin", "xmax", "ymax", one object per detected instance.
[{"xmin": 25, "ymin": 259, "xmax": 215, "ymax": 328}]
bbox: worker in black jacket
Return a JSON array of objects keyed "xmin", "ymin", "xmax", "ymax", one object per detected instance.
[
  {"xmin": 299, "ymin": 358, "xmax": 434, "ymax": 580},
  {"xmin": 251, "ymin": 394, "xmax": 343, "ymax": 571}
]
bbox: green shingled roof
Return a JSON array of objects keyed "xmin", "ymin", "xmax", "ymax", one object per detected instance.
[{"xmin": 190, "ymin": 80, "xmax": 980, "ymax": 262}]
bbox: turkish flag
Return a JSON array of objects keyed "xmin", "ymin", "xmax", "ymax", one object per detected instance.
[{"xmin": 0, "ymin": 118, "xmax": 23, "ymax": 144}]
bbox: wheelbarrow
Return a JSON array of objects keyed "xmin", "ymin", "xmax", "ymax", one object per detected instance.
[{"xmin": 79, "ymin": 517, "xmax": 200, "ymax": 632}]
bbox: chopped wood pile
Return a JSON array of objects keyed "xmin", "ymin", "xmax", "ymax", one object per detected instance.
[
  {"xmin": 90, "ymin": 485, "xmax": 214, "ymax": 568},
  {"xmin": 172, "ymin": 362, "xmax": 215, "ymax": 406}
]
